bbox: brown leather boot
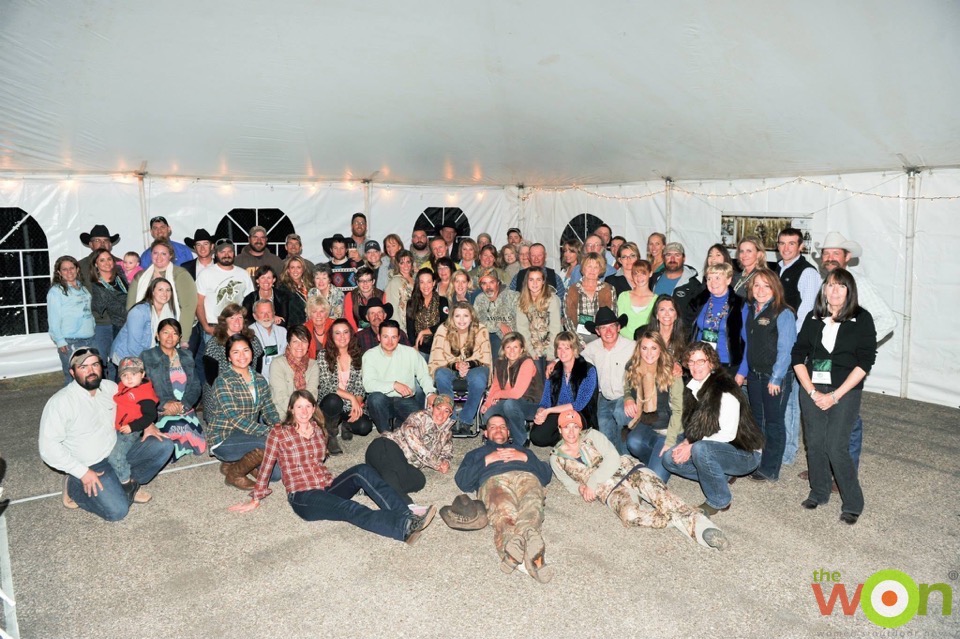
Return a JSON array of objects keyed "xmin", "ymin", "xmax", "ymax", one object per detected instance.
[
  {"xmin": 326, "ymin": 423, "xmax": 343, "ymax": 455},
  {"xmin": 225, "ymin": 449, "xmax": 264, "ymax": 490}
]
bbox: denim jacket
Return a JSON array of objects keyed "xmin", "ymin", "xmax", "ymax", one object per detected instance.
[
  {"xmin": 142, "ymin": 346, "xmax": 201, "ymax": 409},
  {"xmin": 47, "ymin": 283, "xmax": 95, "ymax": 347}
]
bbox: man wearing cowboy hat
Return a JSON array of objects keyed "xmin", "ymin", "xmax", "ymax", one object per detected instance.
[
  {"xmin": 474, "ymin": 267, "xmax": 519, "ymax": 357},
  {"xmin": 454, "ymin": 414, "xmax": 554, "ymax": 583},
  {"xmin": 78, "ymin": 224, "xmax": 122, "ymax": 285},
  {"xmin": 140, "ymin": 216, "xmax": 193, "ymax": 268},
  {"xmin": 807, "ymin": 231, "xmax": 896, "ymax": 474},
  {"xmin": 181, "ymin": 228, "xmax": 216, "ymax": 280},
  {"xmin": 582, "ymin": 308, "xmax": 635, "ymax": 455},
  {"xmin": 319, "ymin": 233, "xmax": 360, "ymax": 294},
  {"xmin": 356, "ymin": 298, "xmax": 410, "ymax": 354}
]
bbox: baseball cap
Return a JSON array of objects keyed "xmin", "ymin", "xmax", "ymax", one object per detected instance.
[
  {"xmin": 663, "ymin": 242, "xmax": 685, "ymax": 256},
  {"xmin": 364, "ymin": 240, "xmax": 381, "ymax": 253}
]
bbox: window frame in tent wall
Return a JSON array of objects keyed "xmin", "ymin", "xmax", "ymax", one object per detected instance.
[
  {"xmin": 214, "ymin": 208, "xmax": 296, "ymax": 258},
  {"xmin": 0, "ymin": 208, "xmax": 51, "ymax": 337}
]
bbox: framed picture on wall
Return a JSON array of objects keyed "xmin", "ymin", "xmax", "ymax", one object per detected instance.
[{"xmin": 720, "ymin": 214, "xmax": 813, "ymax": 256}]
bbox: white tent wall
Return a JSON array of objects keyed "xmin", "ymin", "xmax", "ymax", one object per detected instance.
[{"xmin": 1, "ymin": 171, "xmax": 957, "ymax": 408}]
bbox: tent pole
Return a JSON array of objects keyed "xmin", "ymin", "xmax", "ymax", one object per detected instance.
[
  {"xmin": 899, "ymin": 169, "xmax": 920, "ymax": 398},
  {"xmin": 664, "ymin": 178, "xmax": 673, "ymax": 241},
  {"xmin": 137, "ymin": 173, "xmax": 149, "ymax": 249},
  {"xmin": 362, "ymin": 180, "xmax": 371, "ymax": 230}
]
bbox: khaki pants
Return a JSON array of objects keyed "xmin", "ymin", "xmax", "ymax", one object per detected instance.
[{"xmin": 478, "ymin": 471, "xmax": 546, "ymax": 559}]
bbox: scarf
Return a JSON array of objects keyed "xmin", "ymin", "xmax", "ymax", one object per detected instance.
[
  {"xmin": 285, "ymin": 347, "xmax": 309, "ymax": 390},
  {"xmin": 637, "ymin": 359, "xmax": 659, "ymax": 416},
  {"xmin": 134, "ymin": 263, "xmax": 181, "ymax": 318}
]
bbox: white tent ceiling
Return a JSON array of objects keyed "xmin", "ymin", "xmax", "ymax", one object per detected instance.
[{"xmin": 1, "ymin": 1, "xmax": 958, "ymax": 186}]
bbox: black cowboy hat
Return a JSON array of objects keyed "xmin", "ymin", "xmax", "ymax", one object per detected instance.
[
  {"xmin": 440, "ymin": 494, "xmax": 488, "ymax": 531},
  {"xmin": 321, "ymin": 233, "xmax": 351, "ymax": 258},
  {"xmin": 359, "ymin": 297, "xmax": 394, "ymax": 321},
  {"xmin": 79, "ymin": 224, "xmax": 120, "ymax": 246},
  {"xmin": 184, "ymin": 228, "xmax": 214, "ymax": 250},
  {"xmin": 584, "ymin": 307, "xmax": 628, "ymax": 334}
]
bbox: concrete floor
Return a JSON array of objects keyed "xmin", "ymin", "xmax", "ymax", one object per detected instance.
[{"xmin": 1, "ymin": 376, "xmax": 958, "ymax": 638}]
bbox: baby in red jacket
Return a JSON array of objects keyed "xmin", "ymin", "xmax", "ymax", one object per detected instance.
[{"xmin": 111, "ymin": 357, "xmax": 160, "ymax": 502}]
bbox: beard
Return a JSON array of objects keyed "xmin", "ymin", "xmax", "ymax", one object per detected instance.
[
  {"xmin": 77, "ymin": 372, "xmax": 102, "ymax": 391},
  {"xmin": 218, "ymin": 254, "xmax": 235, "ymax": 266},
  {"xmin": 411, "ymin": 240, "xmax": 428, "ymax": 251},
  {"xmin": 822, "ymin": 260, "xmax": 841, "ymax": 272}
]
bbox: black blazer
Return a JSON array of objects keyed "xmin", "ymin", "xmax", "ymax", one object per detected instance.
[{"xmin": 791, "ymin": 308, "xmax": 877, "ymax": 389}]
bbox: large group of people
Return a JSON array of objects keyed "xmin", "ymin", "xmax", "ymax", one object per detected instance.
[{"xmin": 40, "ymin": 218, "xmax": 893, "ymax": 581}]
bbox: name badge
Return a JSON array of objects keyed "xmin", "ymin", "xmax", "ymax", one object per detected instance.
[
  {"xmin": 264, "ymin": 345, "xmax": 279, "ymax": 357},
  {"xmin": 576, "ymin": 324, "xmax": 591, "ymax": 336},
  {"xmin": 702, "ymin": 329, "xmax": 719, "ymax": 344},
  {"xmin": 812, "ymin": 358, "xmax": 832, "ymax": 384}
]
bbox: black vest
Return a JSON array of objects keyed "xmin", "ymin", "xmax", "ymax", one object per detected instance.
[
  {"xmin": 746, "ymin": 303, "xmax": 779, "ymax": 374},
  {"xmin": 779, "ymin": 256, "xmax": 815, "ymax": 312},
  {"xmin": 549, "ymin": 356, "xmax": 599, "ymax": 429}
]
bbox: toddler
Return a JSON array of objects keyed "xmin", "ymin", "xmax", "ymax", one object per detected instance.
[
  {"xmin": 121, "ymin": 251, "xmax": 143, "ymax": 284},
  {"xmin": 110, "ymin": 356, "xmax": 159, "ymax": 503}
]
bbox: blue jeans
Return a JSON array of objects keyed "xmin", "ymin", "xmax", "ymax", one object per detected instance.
[
  {"xmin": 746, "ymin": 370, "xmax": 792, "ymax": 480},
  {"xmin": 212, "ymin": 432, "xmax": 281, "ymax": 482},
  {"xmin": 489, "ymin": 333, "xmax": 503, "ymax": 361},
  {"xmin": 662, "ymin": 440, "xmax": 760, "ymax": 509},
  {"xmin": 781, "ymin": 379, "xmax": 802, "ymax": 465},
  {"xmin": 92, "ymin": 325, "xmax": 119, "ymax": 381},
  {"xmin": 626, "ymin": 427, "xmax": 677, "ymax": 483},
  {"xmin": 435, "ymin": 366, "xmax": 489, "ymax": 424},
  {"xmin": 287, "ymin": 464, "xmax": 412, "ymax": 541},
  {"xmin": 849, "ymin": 414, "xmax": 863, "ymax": 470},
  {"xmin": 596, "ymin": 395, "xmax": 629, "ymax": 455},
  {"xmin": 483, "ymin": 398, "xmax": 539, "ymax": 446},
  {"xmin": 56, "ymin": 337, "xmax": 96, "ymax": 386},
  {"xmin": 366, "ymin": 391, "xmax": 425, "ymax": 433},
  {"xmin": 106, "ymin": 431, "xmax": 138, "ymax": 483},
  {"xmin": 68, "ymin": 435, "xmax": 175, "ymax": 521}
]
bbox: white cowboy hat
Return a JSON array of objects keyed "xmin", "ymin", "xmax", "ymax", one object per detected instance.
[{"xmin": 817, "ymin": 231, "xmax": 862, "ymax": 259}]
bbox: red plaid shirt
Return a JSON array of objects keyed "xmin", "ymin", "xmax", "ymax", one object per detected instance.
[{"xmin": 252, "ymin": 422, "xmax": 334, "ymax": 501}]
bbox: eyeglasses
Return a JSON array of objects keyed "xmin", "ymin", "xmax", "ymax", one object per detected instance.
[
  {"xmin": 688, "ymin": 358, "xmax": 711, "ymax": 367},
  {"xmin": 619, "ymin": 253, "xmax": 637, "ymax": 260},
  {"xmin": 357, "ymin": 278, "xmax": 374, "ymax": 284}
]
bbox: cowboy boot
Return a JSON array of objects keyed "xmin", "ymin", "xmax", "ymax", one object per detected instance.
[
  {"xmin": 326, "ymin": 422, "xmax": 343, "ymax": 455},
  {"xmin": 225, "ymin": 449, "xmax": 263, "ymax": 490}
]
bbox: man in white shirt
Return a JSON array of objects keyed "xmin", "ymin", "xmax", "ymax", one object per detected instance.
[
  {"xmin": 249, "ymin": 299, "xmax": 286, "ymax": 380},
  {"xmin": 195, "ymin": 239, "xmax": 254, "ymax": 341},
  {"xmin": 582, "ymin": 308, "xmax": 635, "ymax": 455},
  {"xmin": 362, "ymin": 320, "xmax": 438, "ymax": 433},
  {"xmin": 38, "ymin": 348, "xmax": 174, "ymax": 521}
]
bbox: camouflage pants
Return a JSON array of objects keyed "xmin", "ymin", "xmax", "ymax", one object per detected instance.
[
  {"xmin": 556, "ymin": 456, "xmax": 718, "ymax": 546},
  {"xmin": 477, "ymin": 471, "xmax": 546, "ymax": 559}
]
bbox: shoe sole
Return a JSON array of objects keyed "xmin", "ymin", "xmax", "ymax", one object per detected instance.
[
  {"xmin": 62, "ymin": 476, "xmax": 78, "ymax": 509},
  {"xmin": 523, "ymin": 532, "xmax": 553, "ymax": 583},
  {"xmin": 133, "ymin": 489, "xmax": 152, "ymax": 504},
  {"xmin": 702, "ymin": 528, "xmax": 729, "ymax": 551},
  {"xmin": 500, "ymin": 536, "xmax": 525, "ymax": 574},
  {"xmin": 405, "ymin": 505, "xmax": 437, "ymax": 545}
]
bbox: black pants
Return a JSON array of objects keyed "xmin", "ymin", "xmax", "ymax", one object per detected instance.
[
  {"xmin": 320, "ymin": 394, "xmax": 374, "ymax": 436},
  {"xmin": 364, "ymin": 438, "xmax": 425, "ymax": 505},
  {"xmin": 528, "ymin": 411, "xmax": 579, "ymax": 448}
]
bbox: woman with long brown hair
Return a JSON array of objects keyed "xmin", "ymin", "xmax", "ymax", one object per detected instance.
[
  {"xmin": 48, "ymin": 255, "xmax": 95, "ymax": 384},
  {"xmin": 385, "ymin": 249, "xmax": 415, "ymax": 319},
  {"xmin": 317, "ymin": 318, "xmax": 373, "ymax": 452},
  {"xmin": 202, "ymin": 303, "xmax": 264, "ymax": 415},
  {"xmin": 88, "ymin": 247, "xmax": 128, "ymax": 380},
  {"xmin": 515, "ymin": 266, "xmax": 562, "ymax": 374},
  {"xmin": 406, "ymin": 267, "xmax": 449, "ymax": 357},
  {"xmin": 481, "ymin": 332, "xmax": 543, "ymax": 446}
]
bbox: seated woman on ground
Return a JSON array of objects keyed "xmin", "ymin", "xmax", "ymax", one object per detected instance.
[
  {"xmin": 661, "ymin": 342, "xmax": 764, "ymax": 517},
  {"xmin": 623, "ymin": 330, "xmax": 684, "ymax": 482},
  {"xmin": 229, "ymin": 390, "xmax": 437, "ymax": 545},
  {"xmin": 142, "ymin": 318, "xmax": 206, "ymax": 460},
  {"xmin": 429, "ymin": 301, "xmax": 492, "ymax": 436},
  {"xmin": 269, "ymin": 324, "xmax": 320, "ymax": 424},
  {"xmin": 317, "ymin": 318, "xmax": 374, "ymax": 454},
  {"xmin": 202, "ymin": 303, "xmax": 264, "ymax": 416},
  {"xmin": 481, "ymin": 332, "xmax": 544, "ymax": 446},
  {"xmin": 550, "ymin": 409, "xmax": 727, "ymax": 550},
  {"xmin": 529, "ymin": 331, "xmax": 598, "ymax": 448},
  {"xmin": 207, "ymin": 333, "xmax": 280, "ymax": 490},
  {"xmin": 365, "ymin": 394, "xmax": 456, "ymax": 506}
]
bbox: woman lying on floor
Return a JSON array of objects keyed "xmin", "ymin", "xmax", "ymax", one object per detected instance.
[
  {"xmin": 229, "ymin": 390, "xmax": 436, "ymax": 544},
  {"xmin": 549, "ymin": 409, "xmax": 728, "ymax": 550}
]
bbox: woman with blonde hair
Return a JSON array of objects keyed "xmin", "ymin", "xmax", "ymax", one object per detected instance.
[
  {"xmin": 564, "ymin": 252, "xmax": 615, "ymax": 344},
  {"xmin": 303, "ymin": 294, "xmax": 334, "ymax": 359},
  {"xmin": 617, "ymin": 259, "xmax": 657, "ymax": 339},
  {"xmin": 624, "ymin": 330, "xmax": 685, "ymax": 482},
  {"xmin": 429, "ymin": 301, "xmax": 492, "ymax": 434},
  {"xmin": 450, "ymin": 269, "xmax": 475, "ymax": 304},
  {"xmin": 385, "ymin": 249, "xmax": 416, "ymax": 319},
  {"xmin": 308, "ymin": 263, "xmax": 344, "ymax": 319},
  {"xmin": 499, "ymin": 244, "xmax": 520, "ymax": 281},
  {"xmin": 529, "ymin": 331, "xmax": 598, "ymax": 447},
  {"xmin": 456, "ymin": 237, "xmax": 479, "ymax": 272},
  {"xmin": 515, "ymin": 266, "xmax": 562, "ymax": 374},
  {"xmin": 733, "ymin": 235, "xmax": 767, "ymax": 299}
]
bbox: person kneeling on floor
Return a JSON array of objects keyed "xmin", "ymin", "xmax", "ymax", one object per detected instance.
[{"xmin": 39, "ymin": 347, "xmax": 174, "ymax": 521}]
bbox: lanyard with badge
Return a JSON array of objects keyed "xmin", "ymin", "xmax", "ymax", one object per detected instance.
[{"xmin": 701, "ymin": 297, "xmax": 729, "ymax": 348}]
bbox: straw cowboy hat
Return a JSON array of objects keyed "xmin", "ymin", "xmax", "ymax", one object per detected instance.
[{"xmin": 817, "ymin": 231, "xmax": 862, "ymax": 258}]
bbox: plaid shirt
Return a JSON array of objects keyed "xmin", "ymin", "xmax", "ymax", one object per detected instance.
[
  {"xmin": 252, "ymin": 422, "xmax": 333, "ymax": 501},
  {"xmin": 207, "ymin": 368, "xmax": 281, "ymax": 448},
  {"xmin": 383, "ymin": 409, "xmax": 454, "ymax": 470}
]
